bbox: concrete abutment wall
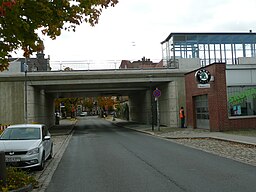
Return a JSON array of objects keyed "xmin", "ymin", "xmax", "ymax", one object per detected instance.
[
  {"xmin": 0, "ymin": 82, "xmax": 24, "ymax": 125},
  {"xmin": 128, "ymin": 78, "xmax": 185, "ymax": 128},
  {"xmin": 0, "ymin": 81, "xmax": 54, "ymax": 127},
  {"xmin": 27, "ymin": 86, "xmax": 54, "ymax": 126}
]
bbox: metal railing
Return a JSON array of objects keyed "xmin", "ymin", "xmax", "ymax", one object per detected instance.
[{"xmin": 49, "ymin": 59, "xmax": 165, "ymax": 71}]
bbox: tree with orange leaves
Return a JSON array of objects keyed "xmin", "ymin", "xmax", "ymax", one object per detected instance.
[{"xmin": 97, "ymin": 96, "xmax": 114, "ymax": 111}]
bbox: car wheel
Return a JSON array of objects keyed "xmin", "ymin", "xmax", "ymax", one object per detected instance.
[
  {"xmin": 38, "ymin": 153, "xmax": 45, "ymax": 171},
  {"xmin": 48, "ymin": 144, "xmax": 53, "ymax": 159}
]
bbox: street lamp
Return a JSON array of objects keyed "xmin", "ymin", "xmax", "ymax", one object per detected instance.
[{"xmin": 24, "ymin": 61, "xmax": 28, "ymax": 124}]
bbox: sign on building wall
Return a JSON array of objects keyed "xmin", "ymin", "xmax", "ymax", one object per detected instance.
[
  {"xmin": 195, "ymin": 69, "xmax": 211, "ymax": 88},
  {"xmin": 195, "ymin": 69, "xmax": 211, "ymax": 84}
]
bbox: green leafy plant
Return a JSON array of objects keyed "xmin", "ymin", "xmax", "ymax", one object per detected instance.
[{"xmin": 0, "ymin": 167, "xmax": 38, "ymax": 192}]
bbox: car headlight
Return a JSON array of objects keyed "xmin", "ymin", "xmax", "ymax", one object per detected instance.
[{"xmin": 27, "ymin": 148, "xmax": 40, "ymax": 155}]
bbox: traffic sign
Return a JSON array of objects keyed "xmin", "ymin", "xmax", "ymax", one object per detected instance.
[{"xmin": 153, "ymin": 88, "xmax": 161, "ymax": 98}]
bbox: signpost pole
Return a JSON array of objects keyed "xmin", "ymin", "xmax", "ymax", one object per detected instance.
[
  {"xmin": 156, "ymin": 97, "xmax": 160, "ymax": 131},
  {"xmin": 150, "ymin": 83, "xmax": 154, "ymax": 131},
  {"xmin": 153, "ymin": 88, "xmax": 161, "ymax": 131}
]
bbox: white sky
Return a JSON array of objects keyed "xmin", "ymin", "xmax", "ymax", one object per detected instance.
[{"xmin": 12, "ymin": 0, "xmax": 256, "ymax": 69}]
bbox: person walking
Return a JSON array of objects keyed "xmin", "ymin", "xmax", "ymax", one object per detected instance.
[{"xmin": 179, "ymin": 107, "xmax": 185, "ymax": 128}]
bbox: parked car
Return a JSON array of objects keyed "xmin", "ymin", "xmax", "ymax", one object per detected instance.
[
  {"xmin": 80, "ymin": 112, "xmax": 87, "ymax": 117},
  {"xmin": 0, "ymin": 124, "xmax": 53, "ymax": 170}
]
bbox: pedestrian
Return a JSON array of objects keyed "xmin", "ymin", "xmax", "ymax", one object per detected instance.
[
  {"xmin": 55, "ymin": 111, "xmax": 59, "ymax": 125},
  {"xmin": 179, "ymin": 107, "xmax": 185, "ymax": 128}
]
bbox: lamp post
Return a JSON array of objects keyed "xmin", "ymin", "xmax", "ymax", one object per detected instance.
[{"xmin": 24, "ymin": 60, "xmax": 28, "ymax": 124}]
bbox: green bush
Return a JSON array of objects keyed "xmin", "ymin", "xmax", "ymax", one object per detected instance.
[{"xmin": 0, "ymin": 167, "xmax": 38, "ymax": 192}]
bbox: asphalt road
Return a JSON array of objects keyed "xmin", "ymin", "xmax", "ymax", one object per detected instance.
[{"xmin": 45, "ymin": 116, "xmax": 256, "ymax": 192}]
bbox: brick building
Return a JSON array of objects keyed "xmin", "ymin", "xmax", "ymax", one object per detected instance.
[
  {"xmin": 185, "ymin": 63, "xmax": 256, "ymax": 131},
  {"xmin": 119, "ymin": 57, "xmax": 163, "ymax": 69},
  {"xmin": 161, "ymin": 32, "xmax": 256, "ymax": 131}
]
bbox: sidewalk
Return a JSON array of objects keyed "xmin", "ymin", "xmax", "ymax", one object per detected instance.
[
  {"xmin": 111, "ymin": 118, "xmax": 256, "ymax": 146},
  {"xmin": 49, "ymin": 118, "xmax": 77, "ymax": 136}
]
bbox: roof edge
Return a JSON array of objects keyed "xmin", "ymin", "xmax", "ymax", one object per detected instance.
[{"xmin": 160, "ymin": 32, "xmax": 256, "ymax": 44}]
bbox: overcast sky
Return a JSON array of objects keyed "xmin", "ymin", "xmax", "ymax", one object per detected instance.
[{"xmin": 12, "ymin": 0, "xmax": 256, "ymax": 69}]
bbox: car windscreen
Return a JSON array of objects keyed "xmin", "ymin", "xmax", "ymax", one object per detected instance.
[{"xmin": 0, "ymin": 127, "xmax": 40, "ymax": 140}]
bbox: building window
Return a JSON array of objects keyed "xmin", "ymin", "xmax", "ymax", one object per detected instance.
[{"xmin": 227, "ymin": 86, "xmax": 256, "ymax": 117}]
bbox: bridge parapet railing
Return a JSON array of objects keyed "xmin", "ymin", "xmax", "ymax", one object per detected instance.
[{"xmin": 49, "ymin": 59, "xmax": 168, "ymax": 71}]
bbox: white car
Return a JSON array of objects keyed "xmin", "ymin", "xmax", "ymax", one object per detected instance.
[
  {"xmin": 80, "ymin": 112, "xmax": 87, "ymax": 117},
  {"xmin": 0, "ymin": 124, "xmax": 53, "ymax": 170}
]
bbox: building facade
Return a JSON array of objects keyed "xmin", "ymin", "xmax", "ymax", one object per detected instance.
[
  {"xmin": 119, "ymin": 57, "xmax": 163, "ymax": 69},
  {"xmin": 185, "ymin": 63, "xmax": 256, "ymax": 131},
  {"xmin": 161, "ymin": 32, "xmax": 256, "ymax": 131},
  {"xmin": 4, "ymin": 51, "xmax": 50, "ymax": 73}
]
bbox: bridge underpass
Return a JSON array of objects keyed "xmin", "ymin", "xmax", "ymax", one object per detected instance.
[{"xmin": 0, "ymin": 69, "xmax": 187, "ymax": 128}]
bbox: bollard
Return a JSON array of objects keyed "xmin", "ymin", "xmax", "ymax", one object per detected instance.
[{"xmin": 0, "ymin": 151, "xmax": 7, "ymax": 186}]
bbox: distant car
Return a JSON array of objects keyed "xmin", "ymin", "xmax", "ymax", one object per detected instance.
[
  {"xmin": 0, "ymin": 124, "xmax": 53, "ymax": 170},
  {"xmin": 80, "ymin": 112, "xmax": 87, "ymax": 117}
]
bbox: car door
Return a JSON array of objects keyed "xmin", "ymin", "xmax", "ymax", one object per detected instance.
[{"xmin": 42, "ymin": 125, "xmax": 51, "ymax": 158}]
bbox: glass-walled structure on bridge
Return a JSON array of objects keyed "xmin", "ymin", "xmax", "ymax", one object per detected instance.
[{"xmin": 161, "ymin": 32, "xmax": 256, "ymax": 68}]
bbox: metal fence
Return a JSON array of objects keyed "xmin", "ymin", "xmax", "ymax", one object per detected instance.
[
  {"xmin": 49, "ymin": 59, "xmax": 164, "ymax": 71},
  {"xmin": 50, "ymin": 60, "xmax": 124, "ymax": 71}
]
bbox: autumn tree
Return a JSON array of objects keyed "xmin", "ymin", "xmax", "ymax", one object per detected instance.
[
  {"xmin": 83, "ymin": 97, "xmax": 94, "ymax": 110},
  {"xmin": 97, "ymin": 96, "xmax": 114, "ymax": 111},
  {"xmin": 0, "ymin": 0, "xmax": 118, "ymax": 71},
  {"xmin": 55, "ymin": 97, "xmax": 81, "ymax": 117}
]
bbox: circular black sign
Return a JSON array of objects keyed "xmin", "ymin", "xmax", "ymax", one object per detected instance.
[{"xmin": 195, "ymin": 69, "xmax": 211, "ymax": 84}]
